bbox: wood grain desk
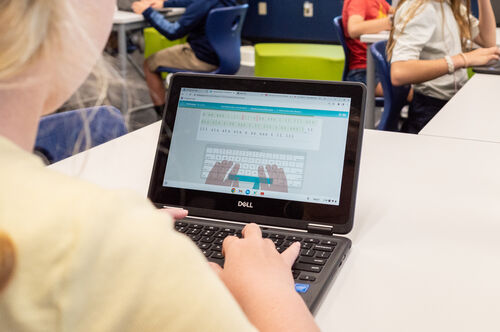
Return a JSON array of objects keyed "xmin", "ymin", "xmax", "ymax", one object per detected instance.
[{"xmin": 50, "ymin": 124, "xmax": 500, "ymax": 331}]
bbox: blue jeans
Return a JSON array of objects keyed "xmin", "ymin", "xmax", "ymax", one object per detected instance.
[{"xmin": 346, "ymin": 68, "xmax": 380, "ymax": 86}]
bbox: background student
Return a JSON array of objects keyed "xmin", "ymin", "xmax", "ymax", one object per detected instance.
[
  {"xmin": 342, "ymin": 0, "xmax": 393, "ymax": 95},
  {"xmin": 132, "ymin": 0, "xmax": 238, "ymax": 123},
  {"xmin": 0, "ymin": 1, "xmax": 319, "ymax": 331},
  {"xmin": 388, "ymin": 0, "xmax": 499, "ymax": 133}
]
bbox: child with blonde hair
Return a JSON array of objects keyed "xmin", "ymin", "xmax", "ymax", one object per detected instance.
[
  {"xmin": 0, "ymin": 1, "xmax": 318, "ymax": 331},
  {"xmin": 388, "ymin": 0, "xmax": 499, "ymax": 133}
]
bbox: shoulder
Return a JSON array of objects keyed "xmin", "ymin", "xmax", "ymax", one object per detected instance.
[{"xmin": 394, "ymin": 0, "xmax": 439, "ymax": 30}]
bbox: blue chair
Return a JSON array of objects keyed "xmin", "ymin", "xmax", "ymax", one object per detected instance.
[
  {"xmin": 157, "ymin": 4, "xmax": 248, "ymax": 75},
  {"xmin": 370, "ymin": 41, "xmax": 411, "ymax": 131},
  {"xmin": 35, "ymin": 106, "xmax": 128, "ymax": 164},
  {"xmin": 333, "ymin": 15, "xmax": 384, "ymax": 107},
  {"xmin": 332, "ymin": 16, "xmax": 350, "ymax": 82}
]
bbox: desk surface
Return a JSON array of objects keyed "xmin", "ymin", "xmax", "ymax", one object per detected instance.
[
  {"xmin": 50, "ymin": 124, "xmax": 500, "ymax": 331},
  {"xmin": 420, "ymin": 73, "xmax": 500, "ymax": 142},
  {"xmin": 113, "ymin": 8, "xmax": 185, "ymax": 24},
  {"xmin": 361, "ymin": 28, "xmax": 500, "ymax": 45}
]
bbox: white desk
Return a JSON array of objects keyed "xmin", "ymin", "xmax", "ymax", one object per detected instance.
[
  {"xmin": 112, "ymin": 8, "xmax": 185, "ymax": 113},
  {"xmin": 360, "ymin": 32, "xmax": 390, "ymax": 129},
  {"xmin": 420, "ymin": 73, "xmax": 500, "ymax": 142},
  {"xmin": 50, "ymin": 124, "xmax": 500, "ymax": 331}
]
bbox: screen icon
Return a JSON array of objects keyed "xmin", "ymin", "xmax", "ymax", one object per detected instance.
[{"xmin": 245, "ymin": 189, "xmax": 251, "ymax": 195}]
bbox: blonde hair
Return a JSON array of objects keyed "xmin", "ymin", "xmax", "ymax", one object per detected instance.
[
  {"xmin": 0, "ymin": 0, "xmax": 74, "ymax": 80},
  {"xmin": 387, "ymin": 0, "xmax": 473, "ymax": 60},
  {"xmin": 0, "ymin": 231, "xmax": 16, "ymax": 293}
]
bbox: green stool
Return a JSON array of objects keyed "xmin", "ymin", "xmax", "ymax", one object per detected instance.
[
  {"xmin": 254, "ymin": 43, "xmax": 345, "ymax": 81},
  {"xmin": 143, "ymin": 27, "xmax": 188, "ymax": 79}
]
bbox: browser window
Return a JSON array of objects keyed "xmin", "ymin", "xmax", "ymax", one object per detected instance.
[{"xmin": 163, "ymin": 87, "xmax": 351, "ymax": 206}]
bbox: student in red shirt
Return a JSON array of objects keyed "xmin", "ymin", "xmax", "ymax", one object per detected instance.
[{"xmin": 342, "ymin": 0, "xmax": 392, "ymax": 95}]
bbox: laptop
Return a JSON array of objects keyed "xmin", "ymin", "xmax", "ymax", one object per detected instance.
[
  {"xmin": 472, "ymin": 60, "xmax": 500, "ymax": 75},
  {"xmin": 495, "ymin": 0, "xmax": 500, "ymax": 28},
  {"xmin": 148, "ymin": 73, "xmax": 366, "ymax": 313}
]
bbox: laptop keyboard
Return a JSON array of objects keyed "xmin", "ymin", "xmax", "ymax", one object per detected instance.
[{"xmin": 174, "ymin": 220, "xmax": 337, "ymax": 289}]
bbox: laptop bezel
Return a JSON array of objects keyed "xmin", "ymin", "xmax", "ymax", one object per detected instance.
[{"xmin": 148, "ymin": 73, "xmax": 365, "ymax": 234}]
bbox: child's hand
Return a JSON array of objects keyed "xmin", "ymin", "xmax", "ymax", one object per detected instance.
[
  {"xmin": 463, "ymin": 47, "xmax": 500, "ymax": 67},
  {"xmin": 209, "ymin": 223, "xmax": 319, "ymax": 331},
  {"xmin": 142, "ymin": 0, "xmax": 165, "ymax": 9},
  {"xmin": 131, "ymin": 1, "xmax": 150, "ymax": 14}
]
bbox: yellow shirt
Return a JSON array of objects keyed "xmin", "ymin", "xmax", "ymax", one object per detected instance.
[{"xmin": 0, "ymin": 136, "xmax": 256, "ymax": 331}]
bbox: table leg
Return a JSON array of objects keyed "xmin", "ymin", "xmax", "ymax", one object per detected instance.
[
  {"xmin": 117, "ymin": 24, "xmax": 129, "ymax": 113},
  {"xmin": 365, "ymin": 45, "xmax": 375, "ymax": 129}
]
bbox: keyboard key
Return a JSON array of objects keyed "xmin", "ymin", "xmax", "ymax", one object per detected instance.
[
  {"xmin": 292, "ymin": 270, "xmax": 300, "ymax": 279},
  {"xmin": 211, "ymin": 244, "xmax": 222, "ymax": 252},
  {"xmin": 269, "ymin": 234, "xmax": 285, "ymax": 239},
  {"xmin": 298, "ymin": 257, "xmax": 326, "ymax": 265},
  {"xmin": 176, "ymin": 227, "xmax": 187, "ymax": 233},
  {"xmin": 271, "ymin": 239, "xmax": 283, "ymax": 247},
  {"xmin": 175, "ymin": 221, "xmax": 187, "ymax": 227},
  {"xmin": 212, "ymin": 252, "xmax": 224, "ymax": 259},
  {"xmin": 299, "ymin": 275, "xmax": 316, "ymax": 282},
  {"xmin": 198, "ymin": 243, "xmax": 211, "ymax": 250},
  {"xmin": 301, "ymin": 242, "xmax": 312, "ymax": 249},
  {"xmin": 316, "ymin": 251, "xmax": 331, "ymax": 259},
  {"xmin": 261, "ymin": 232, "xmax": 269, "ymax": 238},
  {"xmin": 293, "ymin": 263, "xmax": 323, "ymax": 273},
  {"xmin": 201, "ymin": 230, "xmax": 214, "ymax": 236},
  {"xmin": 215, "ymin": 232, "xmax": 228, "ymax": 238},
  {"xmin": 206, "ymin": 226, "xmax": 219, "ymax": 231},
  {"xmin": 304, "ymin": 238, "xmax": 320, "ymax": 244},
  {"xmin": 295, "ymin": 283, "xmax": 310, "ymax": 293},
  {"xmin": 201, "ymin": 236, "xmax": 215, "ymax": 243},
  {"xmin": 300, "ymin": 249, "xmax": 315, "ymax": 257},
  {"xmin": 321, "ymin": 239, "xmax": 337, "ymax": 246},
  {"xmin": 189, "ymin": 224, "xmax": 204, "ymax": 229},
  {"xmin": 187, "ymin": 234, "xmax": 201, "ymax": 241},
  {"xmin": 187, "ymin": 228, "xmax": 201, "ymax": 235},
  {"xmin": 201, "ymin": 250, "xmax": 212, "ymax": 257},
  {"xmin": 222, "ymin": 228, "xmax": 236, "ymax": 233},
  {"xmin": 287, "ymin": 235, "xmax": 303, "ymax": 241},
  {"xmin": 275, "ymin": 246, "xmax": 286, "ymax": 253},
  {"xmin": 313, "ymin": 244, "xmax": 334, "ymax": 252}
]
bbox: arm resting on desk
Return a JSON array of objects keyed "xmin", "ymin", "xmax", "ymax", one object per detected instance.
[{"xmin": 143, "ymin": 7, "xmax": 186, "ymax": 40}]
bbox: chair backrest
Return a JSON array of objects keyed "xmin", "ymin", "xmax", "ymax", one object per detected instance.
[
  {"xmin": 206, "ymin": 4, "xmax": 248, "ymax": 75},
  {"xmin": 35, "ymin": 106, "xmax": 128, "ymax": 164},
  {"xmin": 370, "ymin": 41, "xmax": 410, "ymax": 131},
  {"xmin": 332, "ymin": 16, "xmax": 350, "ymax": 81}
]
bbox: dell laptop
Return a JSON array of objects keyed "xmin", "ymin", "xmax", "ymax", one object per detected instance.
[{"xmin": 148, "ymin": 73, "xmax": 365, "ymax": 313}]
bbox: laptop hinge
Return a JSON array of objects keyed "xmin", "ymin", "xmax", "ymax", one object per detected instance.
[{"xmin": 307, "ymin": 223, "xmax": 333, "ymax": 235}]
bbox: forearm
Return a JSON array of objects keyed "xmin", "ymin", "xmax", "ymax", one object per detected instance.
[
  {"xmin": 391, "ymin": 55, "xmax": 466, "ymax": 86},
  {"xmin": 347, "ymin": 17, "xmax": 391, "ymax": 39},
  {"xmin": 475, "ymin": 0, "xmax": 497, "ymax": 47},
  {"xmin": 143, "ymin": 7, "xmax": 185, "ymax": 40}
]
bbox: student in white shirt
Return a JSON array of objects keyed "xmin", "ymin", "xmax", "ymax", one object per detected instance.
[
  {"xmin": 0, "ymin": 1, "xmax": 319, "ymax": 331},
  {"xmin": 387, "ymin": 0, "xmax": 499, "ymax": 133}
]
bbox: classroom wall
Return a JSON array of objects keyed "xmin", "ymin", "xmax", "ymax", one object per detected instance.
[{"xmin": 242, "ymin": 0, "xmax": 479, "ymax": 44}]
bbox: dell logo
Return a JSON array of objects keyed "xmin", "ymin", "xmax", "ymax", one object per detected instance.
[{"xmin": 238, "ymin": 201, "xmax": 253, "ymax": 208}]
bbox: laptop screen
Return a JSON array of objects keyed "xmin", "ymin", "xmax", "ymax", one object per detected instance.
[{"xmin": 162, "ymin": 88, "xmax": 351, "ymax": 206}]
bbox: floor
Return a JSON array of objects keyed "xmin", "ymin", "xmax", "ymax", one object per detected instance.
[{"xmin": 62, "ymin": 48, "xmax": 255, "ymax": 132}]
